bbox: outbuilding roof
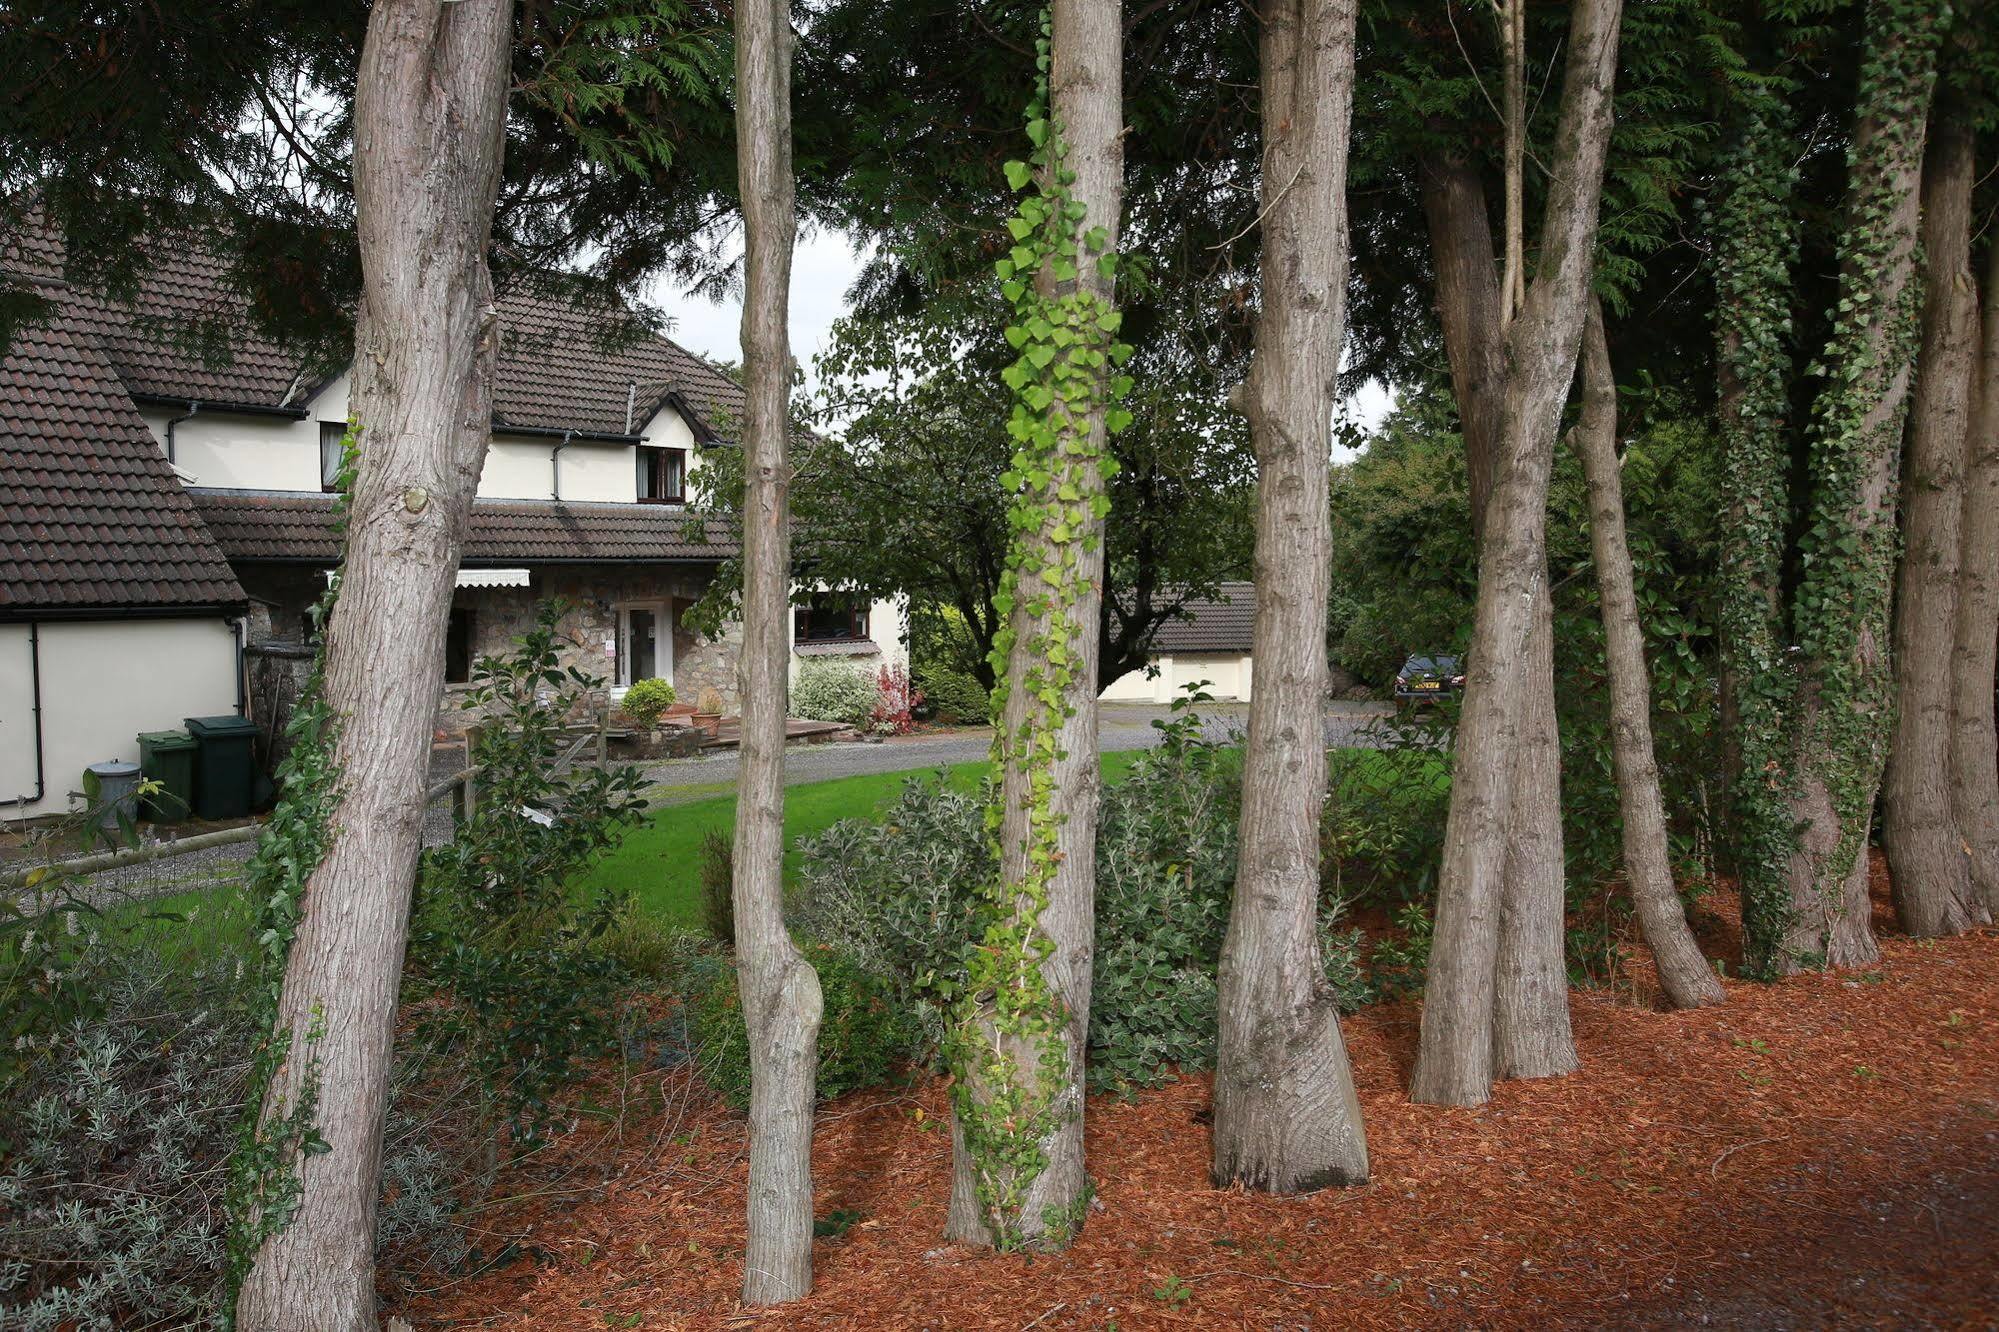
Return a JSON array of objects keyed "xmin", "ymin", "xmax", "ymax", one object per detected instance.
[
  {"xmin": 0, "ymin": 300, "xmax": 246, "ymax": 612},
  {"xmin": 1151, "ymin": 582, "xmax": 1256, "ymax": 654},
  {"xmin": 188, "ymin": 489, "xmax": 734, "ymax": 566}
]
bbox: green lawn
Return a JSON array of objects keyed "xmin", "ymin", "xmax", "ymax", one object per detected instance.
[{"xmin": 586, "ymin": 750, "xmax": 1145, "ymax": 929}]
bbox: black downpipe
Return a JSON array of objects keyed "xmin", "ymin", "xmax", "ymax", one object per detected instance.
[
  {"xmin": 3, "ymin": 622, "xmax": 46, "ymax": 810},
  {"xmin": 229, "ymin": 616, "xmax": 247, "ymax": 716},
  {"xmin": 165, "ymin": 400, "xmax": 200, "ymax": 464}
]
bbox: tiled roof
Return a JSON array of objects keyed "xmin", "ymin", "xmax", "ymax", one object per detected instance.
[
  {"xmin": 1152, "ymin": 583, "xmax": 1256, "ymax": 654},
  {"xmin": 4, "ymin": 222, "xmax": 748, "ymax": 439},
  {"xmin": 0, "ymin": 300, "xmax": 245, "ymax": 611},
  {"xmin": 496, "ymin": 290, "xmax": 746, "ymax": 438},
  {"xmin": 188, "ymin": 489, "xmax": 735, "ymax": 565},
  {"xmin": 2, "ymin": 223, "xmax": 335, "ymax": 409}
]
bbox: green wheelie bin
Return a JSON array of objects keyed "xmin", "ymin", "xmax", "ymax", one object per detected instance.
[{"xmin": 184, "ymin": 714, "xmax": 261, "ymax": 820}]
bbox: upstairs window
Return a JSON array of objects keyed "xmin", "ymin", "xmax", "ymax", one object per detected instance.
[
  {"xmin": 794, "ymin": 592, "xmax": 870, "ymax": 644},
  {"xmin": 319, "ymin": 422, "xmax": 348, "ymax": 492},
  {"xmin": 637, "ymin": 446, "xmax": 687, "ymax": 503}
]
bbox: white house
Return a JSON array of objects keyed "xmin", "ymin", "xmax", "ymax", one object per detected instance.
[
  {"xmin": 1, "ymin": 229, "xmax": 903, "ymax": 818},
  {"xmin": 0, "ymin": 303, "xmax": 247, "ymax": 820},
  {"xmin": 1099, "ymin": 582, "xmax": 1258, "ymax": 703}
]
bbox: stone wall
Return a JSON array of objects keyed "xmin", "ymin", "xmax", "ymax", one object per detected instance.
[{"xmin": 232, "ymin": 560, "xmax": 742, "ymax": 734}]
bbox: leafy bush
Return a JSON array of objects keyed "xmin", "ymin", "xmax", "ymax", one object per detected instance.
[
  {"xmin": 1320, "ymin": 727, "xmax": 1453, "ymax": 909},
  {"xmin": 698, "ymin": 827, "xmax": 734, "ymax": 945},
  {"xmin": 0, "ymin": 902, "xmax": 491, "ymax": 1326},
  {"xmin": 684, "ymin": 943, "xmax": 920, "ymax": 1109},
  {"xmin": 867, "ymin": 662, "xmax": 922, "ymax": 735},
  {"xmin": 0, "ymin": 926, "xmax": 252, "ymax": 1329},
  {"xmin": 794, "ymin": 711, "xmax": 1363, "ymax": 1094},
  {"xmin": 619, "ymin": 676, "xmax": 677, "ymax": 729},
  {"xmin": 915, "ymin": 663, "xmax": 990, "ymax": 724},
  {"xmin": 792, "ymin": 660, "xmax": 880, "ymax": 727},
  {"xmin": 408, "ymin": 603, "xmax": 649, "ymax": 1140}
]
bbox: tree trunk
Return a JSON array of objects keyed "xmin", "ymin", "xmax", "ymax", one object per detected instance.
[
  {"xmin": 1418, "ymin": 148, "xmax": 1505, "ymax": 533},
  {"xmin": 1771, "ymin": 4, "xmax": 1942, "ymax": 972},
  {"xmin": 1211, "ymin": 0, "xmax": 1369, "ymax": 1195},
  {"xmin": 1491, "ymin": 606, "xmax": 1576, "ymax": 1079},
  {"xmin": 946, "ymin": 0, "xmax": 1121, "ymax": 1250},
  {"xmin": 1573, "ymin": 302, "xmax": 1726, "ymax": 1008},
  {"xmin": 234, "ymin": 4, "xmax": 513, "ymax": 1328},
  {"xmin": 1884, "ymin": 115, "xmax": 1985, "ymax": 936},
  {"xmin": 1417, "ymin": 138, "xmax": 1576, "ymax": 1086},
  {"xmin": 1953, "ymin": 232, "xmax": 1999, "ymax": 916},
  {"xmin": 1412, "ymin": 0, "xmax": 1623, "ymax": 1108},
  {"xmin": 731, "ymin": 0, "xmax": 823, "ymax": 1306}
]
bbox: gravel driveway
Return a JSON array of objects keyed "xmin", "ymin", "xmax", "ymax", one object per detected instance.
[{"xmin": 637, "ymin": 699, "xmax": 1400, "ymax": 804}]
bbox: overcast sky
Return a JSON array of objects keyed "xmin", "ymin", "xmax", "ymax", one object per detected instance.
[{"xmin": 647, "ymin": 225, "xmax": 1395, "ymax": 452}]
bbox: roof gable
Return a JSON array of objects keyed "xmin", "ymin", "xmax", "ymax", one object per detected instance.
[{"xmin": 0, "ymin": 299, "xmax": 245, "ymax": 611}]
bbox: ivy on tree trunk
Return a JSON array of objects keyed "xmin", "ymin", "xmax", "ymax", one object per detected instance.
[
  {"xmin": 945, "ymin": 0, "xmax": 1128, "ymax": 1251},
  {"xmin": 1766, "ymin": 0, "xmax": 1942, "ymax": 972}
]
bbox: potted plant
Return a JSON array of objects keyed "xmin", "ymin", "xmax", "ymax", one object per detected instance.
[
  {"xmin": 693, "ymin": 685, "xmax": 726, "ymax": 738},
  {"xmin": 620, "ymin": 677, "xmax": 677, "ymax": 733}
]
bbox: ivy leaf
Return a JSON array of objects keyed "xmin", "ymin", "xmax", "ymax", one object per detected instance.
[{"xmin": 1004, "ymin": 159, "xmax": 1033, "ymax": 192}]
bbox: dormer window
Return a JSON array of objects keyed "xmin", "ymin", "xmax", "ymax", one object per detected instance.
[
  {"xmin": 638, "ymin": 446, "xmax": 686, "ymax": 504},
  {"xmin": 319, "ymin": 422, "xmax": 348, "ymax": 492}
]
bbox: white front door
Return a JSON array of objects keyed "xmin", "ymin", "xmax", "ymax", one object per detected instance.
[{"xmin": 617, "ymin": 601, "xmax": 673, "ymax": 690}]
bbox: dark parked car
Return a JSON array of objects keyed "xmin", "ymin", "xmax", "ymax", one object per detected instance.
[{"xmin": 1394, "ymin": 654, "xmax": 1464, "ymax": 706}]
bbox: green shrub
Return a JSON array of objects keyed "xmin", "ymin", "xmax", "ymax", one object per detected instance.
[
  {"xmin": 619, "ymin": 677, "xmax": 677, "ymax": 729},
  {"xmin": 684, "ymin": 943, "xmax": 920, "ymax": 1109},
  {"xmin": 794, "ymin": 711, "xmax": 1365, "ymax": 1094},
  {"xmin": 1320, "ymin": 733, "xmax": 1453, "ymax": 907},
  {"xmin": 698, "ymin": 827, "xmax": 734, "ymax": 945},
  {"xmin": 408, "ymin": 602, "xmax": 650, "ymax": 1140},
  {"xmin": 0, "ymin": 929, "xmax": 252, "ymax": 1328},
  {"xmin": 915, "ymin": 664, "xmax": 990, "ymax": 724},
  {"xmin": 791, "ymin": 661, "xmax": 880, "ymax": 727}
]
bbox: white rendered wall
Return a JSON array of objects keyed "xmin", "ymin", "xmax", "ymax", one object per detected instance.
[
  {"xmin": 1099, "ymin": 652, "xmax": 1254, "ymax": 703},
  {"xmin": 148, "ymin": 376, "xmax": 711, "ymax": 506},
  {"xmin": 0, "ymin": 618, "xmax": 239, "ymax": 821},
  {"xmin": 140, "ymin": 374, "xmax": 351, "ymax": 492},
  {"xmin": 783, "ymin": 593, "xmax": 911, "ymax": 689}
]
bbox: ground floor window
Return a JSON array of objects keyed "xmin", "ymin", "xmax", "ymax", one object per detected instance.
[
  {"xmin": 794, "ymin": 592, "xmax": 870, "ymax": 644},
  {"xmin": 444, "ymin": 607, "xmax": 475, "ymax": 684}
]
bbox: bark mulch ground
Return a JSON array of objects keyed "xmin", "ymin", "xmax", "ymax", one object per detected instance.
[{"xmin": 408, "ymin": 882, "xmax": 1999, "ymax": 1330}]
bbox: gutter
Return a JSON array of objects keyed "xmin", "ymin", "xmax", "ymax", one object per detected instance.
[
  {"xmin": 0, "ymin": 602, "xmax": 249, "ymax": 625},
  {"xmin": 131, "ymin": 392, "xmax": 310, "ymax": 421},
  {"xmin": 498, "ymin": 423, "xmax": 646, "ymax": 445},
  {"xmin": 1, "ymin": 623, "xmax": 45, "ymax": 811}
]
